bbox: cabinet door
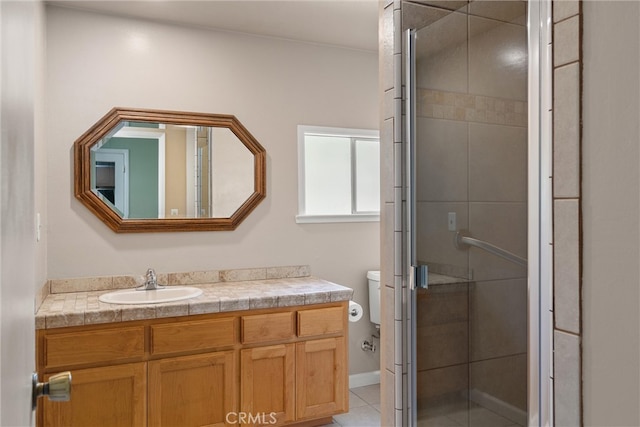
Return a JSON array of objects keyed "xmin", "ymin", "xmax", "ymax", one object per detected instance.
[
  {"xmin": 42, "ymin": 362, "xmax": 146, "ymax": 427},
  {"xmin": 296, "ymin": 337, "xmax": 347, "ymax": 420},
  {"xmin": 148, "ymin": 351, "xmax": 236, "ymax": 427},
  {"xmin": 241, "ymin": 344, "xmax": 295, "ymax": 426}
]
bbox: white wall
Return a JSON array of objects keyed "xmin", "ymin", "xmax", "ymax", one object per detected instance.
[
  {"xmin": 45, "ymin": 6, "xmax": 380, "ymax": 375},
  {"xmin": 582, "ymin": 2, "xmax": 640, "ymax": 425}
]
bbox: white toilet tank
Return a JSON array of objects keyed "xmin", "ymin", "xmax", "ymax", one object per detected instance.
[{"xmin": 367, "ymin": 270, "xmax": 381, "ymax": 326}]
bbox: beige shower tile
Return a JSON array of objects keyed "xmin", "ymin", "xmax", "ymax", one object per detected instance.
[
  {"xmin": 394, "ymin": 191, "xmax": 403, "ymax": 275},
  {"xmin": 554, "ymin": 15, "xmax": 580, "ymax": 67},
  {"xmin": 416, "ymin": 11, "xmax": 468, "ymax": 94},
  {"xmin": 381, "ymin": 3, "xmax": 394, "ymax": 91},
  {"xmin": 554, "ymin": 199, "xmax": 580, "ymax": 334},
  {"xmin": 554, "ymin": 63, "xmax": 581, "ymax": 198},
  {"xmin": 417, "ymin": 321, "xmax": 468, "ymax": 371},
  {"xmin": 383, "ymin": 87, "xmax": 395, "ymax": 121},
  {"xmin": 402, "ymin": 2, "xmax": 452, "ymax": 32},
  {"xmin": 416, "ymin": 202, "xmax": 469, "ymax": 273},
  {"xmin": 470, "ymin": 353, "xmax": 527, "ymax": 411},
  {"xmin": 469, "ymin": 16, "xmax": 527, "ymax": 101},
  {"xmin": 553, "ymin": 0, "xmax": 579, "ymax": 23},
  {"xmin": 469, "ymin": 122, "xmax": 528, "ymax": 202},
  {"xmin": 468, "ymin": 0, "xmax": 527, "ymax": 25},
  {"xmin": 554, "ymin": 330, "xmax": 581, "ymax": 426},
  {"xmin": 382, "ymin": 119, "xmax": 395, "ymax": 204},
  {"xmin": 416, "ymin": 283, "xmax": 468, "ymax": 327},
  {"xmin": 382, "ymin": 285, "xmax": 395, "ymax": 373},
  {"xmin": 468, "ymin": 202, "xmax": 527, "ymax": 281},
  {"xmin": 416, "ymin": 363, "xmax": 468, "ymax": 406},
  {"xmin": 412, "ymin": 1, "xmax": 468, "ymax": 12},
  {"xmin": 416, "ymin": 117, "xmax": 468, "ymax": 202},
  {"xmin": 469, "ymin": 278, "xmax": 527, "ymax": 361},
  {"xmin": 382, "ymin": 203, "xmax": 396, "ymax": 289},
  {"xmin": 381, "ymin": 369, "xmax": 396, "ymax": 427}
]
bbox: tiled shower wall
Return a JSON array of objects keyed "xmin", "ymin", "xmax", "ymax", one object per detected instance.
[
  {"xmin": 379, "ymin": 0, "xmax": 583, "ymax": 425},
  {"xmin": 552, "ymin": 1, "xmax": 582, "ymax": 426}
]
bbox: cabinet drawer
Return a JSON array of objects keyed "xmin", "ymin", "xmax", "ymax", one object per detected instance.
[
  {"xmin": 44, "ymin": 326, "xmax": 145, "ymax": 369},
  {"xmin": 297, "ymin": 306, "xmax": 345, "ymax": 337},
  {"xmin": 241, "ymin": 312, "xmax": 295, "ymax": 344},
  {"xmin": 151, "ymin": 317, "xmax": 236, "ymax": 356}
]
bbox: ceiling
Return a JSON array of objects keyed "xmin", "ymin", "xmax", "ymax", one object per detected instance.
[{"xmin": 46, "ymin": 0, "xmax": 379, "ymax": 52}]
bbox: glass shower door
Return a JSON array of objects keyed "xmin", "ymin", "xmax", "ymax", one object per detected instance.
[{"xmin": 407, "ymin": 2, "xmax": 529, "ymax": 426}]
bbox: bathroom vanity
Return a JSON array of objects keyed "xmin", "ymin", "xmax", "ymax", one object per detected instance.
[{"xmin": 35, "ymin": 274, "xmax": 351, "ymax": 427}]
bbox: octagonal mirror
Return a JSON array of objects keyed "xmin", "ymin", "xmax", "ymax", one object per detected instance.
[{"xmin": 74, "ymin": 108, "xmax": 266, "ymax": 232}]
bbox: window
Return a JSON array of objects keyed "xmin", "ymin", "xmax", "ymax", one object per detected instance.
[{"xmin": 297, "ymin": 125, "xmax": 380, "ymax": 223}]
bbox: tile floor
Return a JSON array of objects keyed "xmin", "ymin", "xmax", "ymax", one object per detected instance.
[{"xmin": 322, "ymin": 383, "xmax": 381, "ymax": 427}]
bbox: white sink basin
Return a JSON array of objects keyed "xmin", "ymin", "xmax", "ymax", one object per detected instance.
[{"xmin": 98, "ymin": 287, "xmax": 203, "ymax": 305}]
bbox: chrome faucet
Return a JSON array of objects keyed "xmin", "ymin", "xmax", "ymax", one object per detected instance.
[{"xmin": 137, "ymin": 268, "xmax": 165, "ymax": 291}]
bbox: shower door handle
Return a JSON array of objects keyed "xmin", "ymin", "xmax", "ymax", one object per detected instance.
[{"xmin": 410, "ymin": 264, "xmax": 428, "ymax": 290}]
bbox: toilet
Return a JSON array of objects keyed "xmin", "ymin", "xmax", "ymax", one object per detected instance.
[{"xmin": 367, "ymin": 270, "xmax": 381, "ymax": 330}]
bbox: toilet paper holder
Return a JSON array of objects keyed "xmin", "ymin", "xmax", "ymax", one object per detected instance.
[{"xmin": 348, "ymin": 300, "xmax": 363, "ymax": 322}]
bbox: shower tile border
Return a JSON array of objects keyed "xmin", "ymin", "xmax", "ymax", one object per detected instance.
[{"xmin": 417, "ymin": 88, "xmax": 528, "ymax": 128}]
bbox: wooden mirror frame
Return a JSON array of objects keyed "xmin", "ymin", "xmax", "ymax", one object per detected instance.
[{"xmin": 74, "ymin": 107, "xmax": 266, "ymax": 232}]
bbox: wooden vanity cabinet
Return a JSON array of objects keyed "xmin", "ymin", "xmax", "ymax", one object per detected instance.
[
  {"xmin": 36, "ymin": 302, "xmax": 348, "ymax": 427},
  {"xmin": 296, "ymin": 337, "xmax": 347, "ymax": 420},
  {"xmin": 42, "ymin": 362, "xmax": 147, "ymax": 427},
  {"xmin": 241, "ymin": 344, "xmax": 296, "ymax": 425},
  {"xmin": 148, "ymin": 351, "xmax": 236, "ymax": 427}
]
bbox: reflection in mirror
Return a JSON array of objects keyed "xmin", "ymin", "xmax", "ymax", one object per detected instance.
[
  {"xmin": 90, "ymin": 122, "xmax": 254, "ymax": 220},
  {"xmin": 74, "ymin": 108, "xmax": 266, "ymax": 232}
]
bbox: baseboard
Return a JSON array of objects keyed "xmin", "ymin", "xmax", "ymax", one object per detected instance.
[
  {"xmin": 469, "ymin": 388, "xmax": 527, "ymax": 426},
  {"xmin": 349, "ymin": 370, "xmax": 380, "ymax": 389}
]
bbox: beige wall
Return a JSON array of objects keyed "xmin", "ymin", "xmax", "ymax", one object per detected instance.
[
  {"xmin": 582, "ymin": 2, "xmax": 640, "ymax": 425},
  {"xmin": 45, "ymin": 6, "xmax": 380, "ymax": 376}
]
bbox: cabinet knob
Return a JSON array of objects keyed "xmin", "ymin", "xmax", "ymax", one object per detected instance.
[{"xmin": 32, "ymin": 371, "xmax": 72, "ymax": 410}]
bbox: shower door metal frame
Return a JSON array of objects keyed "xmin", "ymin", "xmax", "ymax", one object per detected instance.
[
  {"xmin": 405, "ymin": 1, "xmax": 553, "ymax": 425},
  {"xmin": 527, "ymin": 0, "xmax": 554, "ymax": 425}
]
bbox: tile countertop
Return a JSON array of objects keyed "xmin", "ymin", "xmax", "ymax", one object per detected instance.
[{"xmin": 36, "ymin": 277, "xmax": 354, "ymax": 330}]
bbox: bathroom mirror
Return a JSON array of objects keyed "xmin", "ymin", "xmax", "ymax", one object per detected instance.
[{"xmin": 74, "ymin": 108, "xmax": 266, "ymax": 232}]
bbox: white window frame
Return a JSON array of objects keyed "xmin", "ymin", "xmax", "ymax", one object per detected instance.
[{"xmin": 296, "ymin": 125, "xmax": 380, "ymax": 224}]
